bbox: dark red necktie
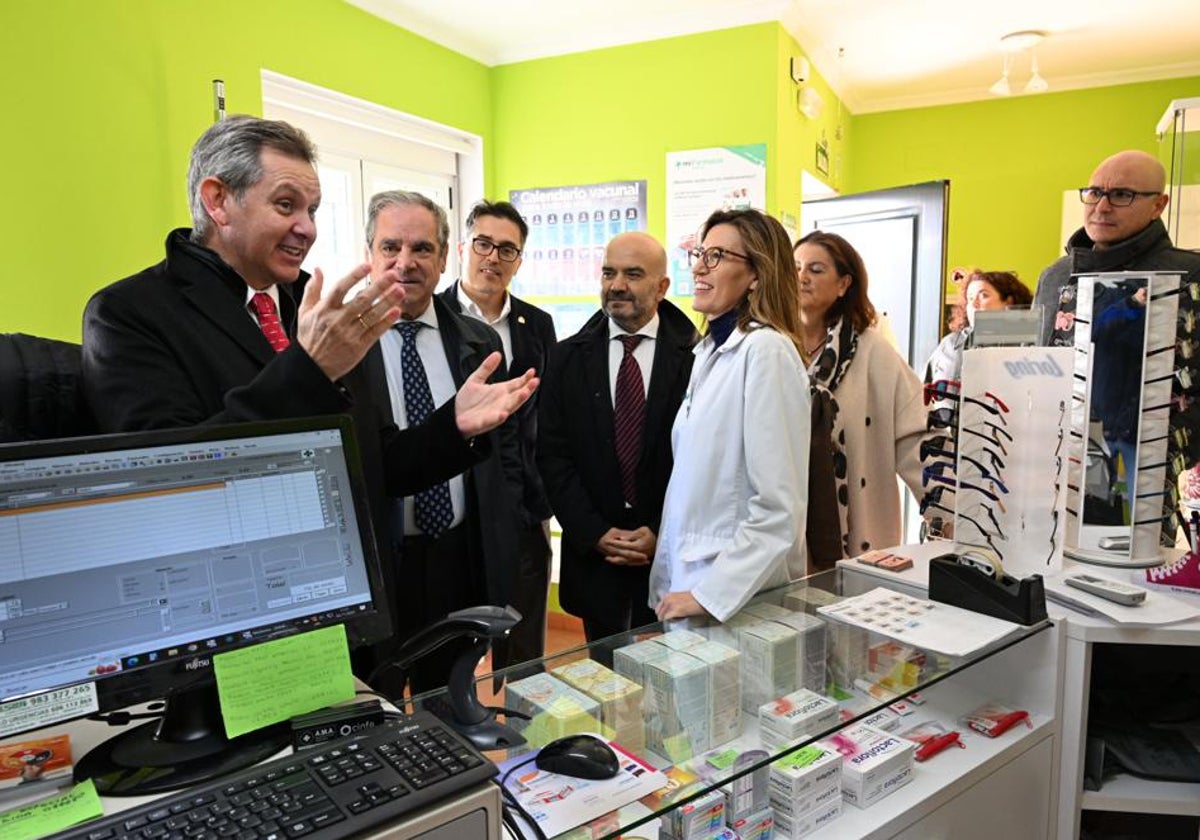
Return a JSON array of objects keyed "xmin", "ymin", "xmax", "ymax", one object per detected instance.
[
  {"xmin": 248, "ymin": 292, "xmax": 290, "ymax": 353},
  {"xmin": 613, "ymin": 334, "xmax": 647, "ymax": 505}
]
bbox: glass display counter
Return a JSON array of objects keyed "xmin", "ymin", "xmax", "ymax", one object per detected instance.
[{"xmin": 415, "ymin": 565, "xmax": 1057, "ymax": 839}]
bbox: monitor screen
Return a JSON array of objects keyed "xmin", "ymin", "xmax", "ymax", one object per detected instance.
[{"xmin": 0, "ymin": 415, "xmax": 390, "ymax": 726}]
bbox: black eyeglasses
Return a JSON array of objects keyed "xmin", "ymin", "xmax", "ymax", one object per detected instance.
[
  {"xmin": 471, "ymin": 237, "xmax": 522, "ymax": 262},
  {"xmin": 1078, "ymin": 187, "xmax": 1162, "ymax": 207},
  {"xmin": 688, "ymin": 246, "xmax": 751, "ymax": 270},
  {"xmin": 922, "ymin": 472, "xmax": 1007, "ymax": 508},
  {"xmin": 925, "ymin": 459, "xmax": 1009, "ymax": 494}
]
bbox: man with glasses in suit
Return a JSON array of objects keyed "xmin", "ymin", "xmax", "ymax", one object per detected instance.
[{"xmin": 439, "ymin": 200, "xmax": 557, "ymax": 666}]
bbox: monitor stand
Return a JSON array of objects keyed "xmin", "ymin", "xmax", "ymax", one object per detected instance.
[{"xmin": 74, "ymin": 682, "xmax": 291, "ymax": 796}]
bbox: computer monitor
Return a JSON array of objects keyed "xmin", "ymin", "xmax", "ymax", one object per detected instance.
[{"xmin": 0, "ymin": 415, "xmax": 391, "ymax": 795}]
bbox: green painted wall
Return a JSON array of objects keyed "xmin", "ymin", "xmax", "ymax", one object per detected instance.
[
  {"xmin": 0, "ymin": 0, "xmax": 492, "ymax": 340},
  {"xmin": 492, "ymin": 24, "xmax": 779, "ymax": 240},
  {"xmin": 845, "ymin": 77, "xmax": 1200, "ymax": 299}
]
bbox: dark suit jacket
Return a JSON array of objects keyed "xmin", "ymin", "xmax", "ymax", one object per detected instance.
[
  {"xmin": 439, "ymin": 283, "xmax": 557, "ymax": 524},
  {"xmin": 537, "ymin": 301, "xmax": 698, "ymax": 627},
  {"xmin": 81, "ymin": 230, "xmax": 483, "ymax": 646},
  {"xmin": 360, "ymin": 294, "xmax": 524, "ymax": 616}
]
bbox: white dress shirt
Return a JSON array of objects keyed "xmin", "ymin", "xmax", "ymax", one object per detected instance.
[
  {"xmin": 456, "ymin": 283, "xmax": 513, "ymax": 370},
  {"xmin": 607, "ymin": 313, "xmax": 659, "ymax": 402},
  {"xmin": 379, "ymin": 304, "xmax": 466, "ymax": 534}
]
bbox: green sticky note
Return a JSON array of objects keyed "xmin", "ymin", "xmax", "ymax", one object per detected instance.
[
  {"xmin": 705, "ymin": 748, "xmax": 739, "ymax": 770},
  {"xmin": 213, "ymin": 624, "xmax": 354, "ymax": 738},
  {"xmin": 0, "ymin": 779, "xmax": 103, "ymax": 840}
]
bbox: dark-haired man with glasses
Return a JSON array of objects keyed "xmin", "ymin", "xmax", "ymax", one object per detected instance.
[{"xmin": 440, "ymin": 200, "xmax": 557, "ymax": 665}]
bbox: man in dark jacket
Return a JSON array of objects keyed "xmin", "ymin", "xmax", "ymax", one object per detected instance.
[
  {"xmin": 360, "ymin": 190, "xmax": 524, "ymax": 694},
  {"xmin": 82, "ymin": 117, "xmax": 536, "ymax": 687},
  {"xmin": 538, "ymin": 232, "xmax": 698, "ymax": 650},
  {"xmin": 1034, "ymin": 149, "xmax": 1199, "ymax": 537},
  {"xmin": 439, "ymin": 200, "xmax": 557, "ymax": 665}
]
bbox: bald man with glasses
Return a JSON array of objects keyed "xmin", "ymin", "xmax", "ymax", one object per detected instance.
[{"xmin": 1035, "ymin": 148, "xmax": 1200, "ymax": 542}]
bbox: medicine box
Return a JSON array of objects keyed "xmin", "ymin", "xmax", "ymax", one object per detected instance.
[
  {"xmin": 644, "ymin": 652, "xmax": 711, "ymax": 762},
  {"xmin": 772, "ymin": 796, "xmax": 841, "ymax": 839},
  {"xmin": 768, "ymin": 744, "xmax": 841, "ymax": 804},
  {"xmin": 657, "ymin": 628, "xmax": 708, "ymax": 652},
  {"xmin": 659, "ymin": 787, "xmax": 725, "ymax": 840},
  {"xmin": 691, "ymin": 746, "xmax": 770, "ymax": 822},
  {"xmin": 739, "ymin": 621, "xmax": 799, "ymax": 713},
  {"xmin": 743, "ymin": 604, "xmax": 828, "ymax": 693},
  {"xmin": 823, "ymin": 723, "xmax": 915, "ymax": 808},
  {"xmin": 684, "ymin": 641, "xmax": 742, "ymax": 748},
  {"xmin": 613, "ymin": 637, "xmax": 671, "ymax": 688},
  {"xmin": 729, "ymin": 806, "xmax": 774, "ymax": 840},
  {"xmin": 759, "ymin": 688, "xmax": 840, "ymax": 752},
  {"xmin": 505, "ymin": 673, "xmax": 604, "ymax": 753},
  {"xmin": 551, "ymin": 659, "xmax": 645, "ymax": 753}
]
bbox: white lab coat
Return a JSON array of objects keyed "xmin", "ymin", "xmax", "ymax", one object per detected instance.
[{"xmin": 649, "ymin": 324, "xmax": 811, "ymax": 622}]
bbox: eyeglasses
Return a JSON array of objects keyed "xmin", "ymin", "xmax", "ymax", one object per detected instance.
[
  {"xmin": 688, "ymin": 246, "xmax": 751, "ymax": 270},
  {"xmin": 922, "ymin": 472, "xmax": 1007, "ymax": 507},
  {"xmin": 471, "ymin": 237, "xmax": 522, "ymax": 262},
  {"xmin": 1078, "ymin": 187, "xmax": 1162, "ymax": 207}
]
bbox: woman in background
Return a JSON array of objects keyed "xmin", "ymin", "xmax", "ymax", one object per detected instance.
[
  {"xmin": 650, "ymin": 209, "xmax": 810, "ymax": 623},
  {"xmin": 796, "ymin": 230, "xmax": 926, "ymax": 563},
  {"xmin": 925, "ymin": 270, "xmax": 1033, "ymax": 383}
]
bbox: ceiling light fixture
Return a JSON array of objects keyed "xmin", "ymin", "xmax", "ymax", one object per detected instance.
[
  {"xmin": 989, "ymin": 54, "xmax": 1012, "ymax": 97},
  {"xmin": 990, "ymin": 30, "xmax": 1049, "ymax": 96}
]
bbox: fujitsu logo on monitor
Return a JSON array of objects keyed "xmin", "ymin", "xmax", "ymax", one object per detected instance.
[{"xmin": 182, "ymin": 657, "xmax": 212, "ymax": 672}]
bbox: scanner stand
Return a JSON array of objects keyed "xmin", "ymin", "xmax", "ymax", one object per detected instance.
[{"xmin": 371, "ymin": 605, "xmax": 527, "ymax": 751}]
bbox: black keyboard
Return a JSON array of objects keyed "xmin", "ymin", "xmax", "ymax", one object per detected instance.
[{"xmin": 59, "ymin": 712, "xmax": 496, "ymax": 840}]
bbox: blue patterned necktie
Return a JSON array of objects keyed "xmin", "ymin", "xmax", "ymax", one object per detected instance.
[{"xmin": 396, "ymin": 320, "xmax": 454, "ymax": 537}]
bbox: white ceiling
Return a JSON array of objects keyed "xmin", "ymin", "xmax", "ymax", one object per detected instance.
[{"xmin": 346, "ymin": 0, "xmax": 1200, "ymax": 113}]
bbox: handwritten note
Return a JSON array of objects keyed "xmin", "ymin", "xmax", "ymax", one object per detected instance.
[
  {"xmin": 0, "ymin": 779, "xmax": 103, "ymax": 840},
  {"xmin": 213, "ymin": 625, "xmax": 354, "ymax": 738}
]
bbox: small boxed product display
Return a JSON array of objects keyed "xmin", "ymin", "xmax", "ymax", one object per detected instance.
[
  {"xmin": 860, "ymin": 707, "xmax": 901, "ymax": 732},
  {"xmin": 759, "ymin": 688, "xmax": 840, "ymax": 751},
  {"xmin": 866, "ymin": 640, "xmax": 927, "ymax": 693},
  {"xmin": 690, "ymin": 747, "xmax": 771, "ymax": 823},
  {"xmin": 614, "ymin": 637, "xmax": 671, "ymax": 688},
  {"xmin": 738, "ymin": 621, "xmax": 799, "ymax": 713},
  {"xmin": 552, "ymin": 658, "xmax": 645, "ymax": 752},
  {"xmin": 641, "ymin": 765, "xmax": 703, "ymax": 812},
  {"xmin": 823, "ymin": 723, "xmax": 916, "ymax": 808},
  {"xmin": 644, "ymin": 652, "xmax": 712, "ymax": 762},
  {"xmin": 897, "ymin": 720, "xmax": 964, "ymax": 762},
  {"xmin": 768, "ymin": 744, "xmax": 842, "ymax": 811},
  {"xmin": 683, "ymin": 641, "xmax": 742, "ymax": 748},
  {"xmin": 743, "ymin": 603, "xmax": 828, "ymax": 692},
  {"xmin": 729, "ymin": 806, "xmax": 774, "ymax": 840},
  {"xmin": 505, "ymin": 672, "xmax": 605, "ymax": 752},
  {"xmin": 659, "ymin": 786, "xmax": 725, "ymax": 840},
  {"xmin": 657, "ymin": 629, "xmax": 708, "ymax": 652},
  {"xmin": 781, "ymin": 584, "xmax": 841, "ymax": 612},
  {"xmin": 772, "ymin": 796, "xmax": 841, "ymax": 839}
]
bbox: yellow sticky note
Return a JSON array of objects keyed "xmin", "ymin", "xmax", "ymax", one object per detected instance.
[
  {"xmin": 213, "ymin": 625, "xmax": 355, "ymax": 738},
  {"xmin": 0, "ymin": 778, "xmax": 103, "ymax": 840}
]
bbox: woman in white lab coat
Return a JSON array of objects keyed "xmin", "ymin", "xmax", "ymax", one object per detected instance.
[{"xmin": 649, "ymin": 208, "xmax": 811, "ymax": 623}]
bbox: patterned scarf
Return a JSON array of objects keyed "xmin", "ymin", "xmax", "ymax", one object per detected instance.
[{"xmin": 806, "ymin": 317, "xmax": 860, "ymax": 567}]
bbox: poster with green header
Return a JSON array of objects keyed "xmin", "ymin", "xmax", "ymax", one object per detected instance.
[{"xmin": 666, "ymin": 144, "xmax": 767, "ymax": 297}]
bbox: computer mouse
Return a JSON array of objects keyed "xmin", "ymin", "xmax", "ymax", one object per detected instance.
[{"xmin": 534, "ymin": 734, "xmax": 620, "ymax": 780}]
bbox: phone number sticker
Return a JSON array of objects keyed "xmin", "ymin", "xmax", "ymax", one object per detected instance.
[{"xmin": 0, "ymin": 684, "xmax": 98, "ymax": 738}]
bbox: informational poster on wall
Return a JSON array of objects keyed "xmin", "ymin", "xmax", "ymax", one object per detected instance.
[
  {"xmin": 508, "ymin": 180, "xmax": 647, "ymax": 300},
  {"xmin": 666, "ymin": 144, "xmax": 767, "ymax": 296}
]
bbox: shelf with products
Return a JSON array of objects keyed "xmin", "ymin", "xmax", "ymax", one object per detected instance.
[{"xmin": 410, "ymin": 565, "xmax": 1057, "ymax": 840}]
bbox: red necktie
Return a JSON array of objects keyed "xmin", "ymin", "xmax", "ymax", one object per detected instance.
[
  {"xmin": 613, "ymin": 334, "xmax": 647, "ymax": 505},
  {"xmin": 248, "ymin": 292, "xmax": 290, "ymax": 353}
]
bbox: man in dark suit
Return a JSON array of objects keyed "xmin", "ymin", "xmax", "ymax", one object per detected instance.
[
  {"xmin": 360, "ymin": 190, "xmax": 524, "ymax": 694},
  {"xmin": 82, "ymin": 117, "xmax": 536, "ymax": 683},
  {"xmin": 538, "ymin": 232, "xmax": 698, "ymax": 648},
  {"xmin": 439, "ymin": 200, "xmax": 557, "ymax": 665}
]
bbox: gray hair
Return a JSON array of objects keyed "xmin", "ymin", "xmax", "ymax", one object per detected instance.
[
  {"xmin": 187, "ymin": 116, "xmax": 317, "ymax": 242},
  {"xmin": 366, "ymin": 190, "xmax": 449, "ymax": 255}
]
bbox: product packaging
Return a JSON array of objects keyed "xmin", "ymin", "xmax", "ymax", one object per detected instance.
[
  {"xmin": 960, "ymin": 702, "xmax": 1031, "ymax": 738},
  {"xmin": 759, "ymin": 689, "xmax": 840, "ymax": 751},
  {"xmin": 657, "ymin": 629, "xmax": 708, "ymax": 652},
  {"xmin": 728, "ymin": 806, "xmax": 775, "ymax": 840},
  {"xmin": 505, "ymin": 673, "xmax": 605, "ymax": 753},
  {"xmin": 772, "ymin": 796, "xmax": 841, "ymax": 839},
  {"xmin": 684, "ymin": 641, "xmax": 742, "ymax": 748},
  {"xmin": 767, "ymin": 744, "xmax": 841, "ymax": 810},
  {"xmin": 613, "ymin": 637, "xmax": 671, "ymax": 688},
  {"xmin": 551, "ymin": 658, "xmax": 645, "ymax": 753},
  {"xmin": 823, "ymin": 723, "xmax": 916, "ymax": 808},
  {"xmin": 743, "ymin": 603, "xmax": 829, "ymax": 691},
  {"xmin": 644, "ymin": 652, "xmax": 711, "ymax": 762},
  {"xmin": 659, "ymin": 786, "xmax": 725, "ymax": 840},
  {"xmin": 691, "ymin": 747, "xmax": 770, "ymax": 822},
  {"xmin": 738, "ymin": 622, "xmax": 799, "ymax": 713}
]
